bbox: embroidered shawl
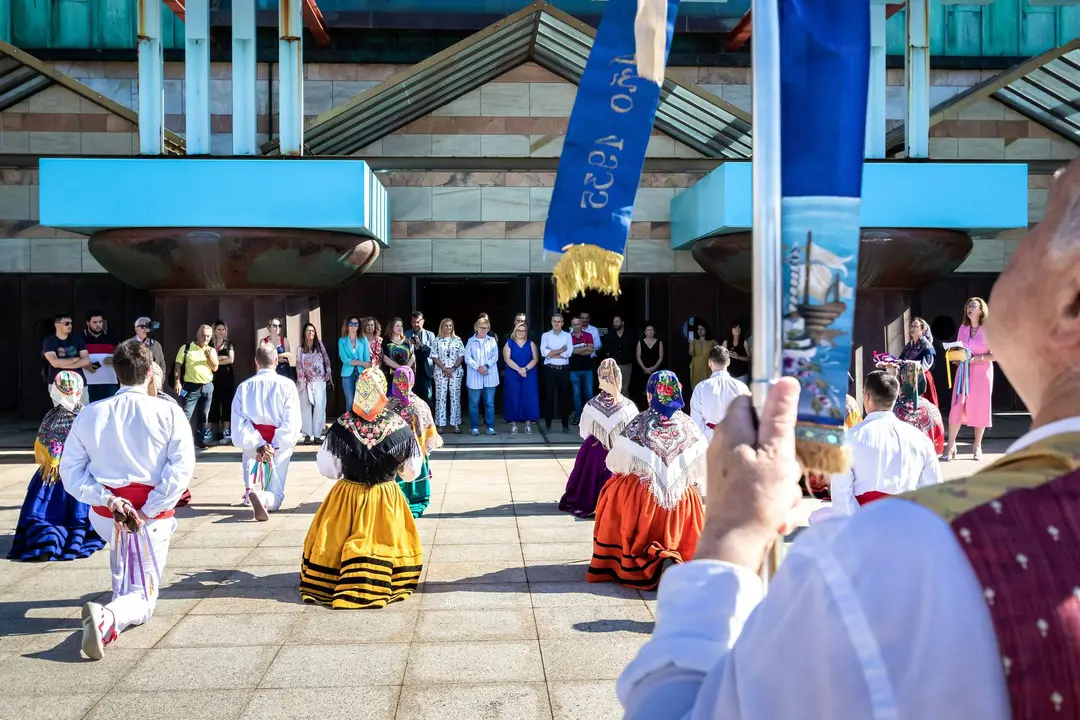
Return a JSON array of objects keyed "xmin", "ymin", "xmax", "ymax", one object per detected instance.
[
  {"xmin": 606, "ymin": 407, "xmax": 708, "ymax": 509},
  {"xmin": 580, "ymin": 393, "xmax": 639, "ymax": 449},
  {"xmin": 34, "ymin": 406, "xmax": 78, "ymax": 483}
]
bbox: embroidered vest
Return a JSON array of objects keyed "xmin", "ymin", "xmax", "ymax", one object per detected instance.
[{"xmin": 904, "ymin": 432, "xmax": 1080, "ymax": 720}]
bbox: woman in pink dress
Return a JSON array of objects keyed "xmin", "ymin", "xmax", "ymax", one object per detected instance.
[{"xmin": 943, "ymin": 297, "xmax": 995, "ymax": 461}]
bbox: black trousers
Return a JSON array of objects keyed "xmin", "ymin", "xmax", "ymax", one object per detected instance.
[{"xmin": 542, "ymin": 365, "xmax": 571, "ymax": 428}]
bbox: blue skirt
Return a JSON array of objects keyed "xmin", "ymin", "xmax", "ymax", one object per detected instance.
[{"xmin": 7, "ymin": 470, "xmax": 106, "ymax": 562}]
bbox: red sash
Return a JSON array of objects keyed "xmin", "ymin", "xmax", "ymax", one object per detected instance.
[
  {"xmin": 856, "ymin": 490, "xmax": 890, "ymax": 506},
  {"xmin": 254, "ymin": 424, "xmax": 276, "ymax": 443},
  {"xmin": 706, "ymin": 422, "xmax": 717, "ymax": 430},
  {"xmin": 92, "ymin": 483, "xmax": 175, "ymax": 520}
]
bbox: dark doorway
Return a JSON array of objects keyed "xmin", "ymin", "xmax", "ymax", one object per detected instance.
[
  {"xmin": 419, "ymin": 276, "xmax": 526, "ymax": 342},
  {"xmin": 540, "ymin": 276, "xmax": 648, "ymax": 335}
]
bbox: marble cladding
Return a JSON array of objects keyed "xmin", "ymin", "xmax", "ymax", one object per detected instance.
[
  {"xmin": 0, "ymin": 236, "xmax": 104, "ymax": 273},
  {"xmin": 373, "ymin": 237, "xmax": 693, "ymax": 275}
]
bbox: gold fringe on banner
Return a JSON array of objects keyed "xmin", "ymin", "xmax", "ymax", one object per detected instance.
[
  {"xmin": 552, "ymin": 244, "xmax": 624, "ymax": 309},
  {"xmin": 794, "ymin": 422, "xmax": 852, "ymax": 475}
]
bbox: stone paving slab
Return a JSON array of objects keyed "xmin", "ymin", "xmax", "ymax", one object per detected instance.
[{"xmin": 0, "ymin": 437, "xmax": 1007, "ymax": 719}]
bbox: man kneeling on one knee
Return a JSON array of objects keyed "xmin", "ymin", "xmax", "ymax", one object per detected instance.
[{"xmin": 231, "ymin": 344, "xmax": 301, "ymax": 520}]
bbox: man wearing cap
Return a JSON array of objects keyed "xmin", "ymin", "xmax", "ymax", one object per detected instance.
[{"xmin": 129, "ymin": 317, "xmax": 166, "ymax": 376}]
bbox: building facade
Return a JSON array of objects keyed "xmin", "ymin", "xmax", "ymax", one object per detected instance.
[{"xmin": 1, "ymin": 0, "xmax": 1077, "ymax": 417}]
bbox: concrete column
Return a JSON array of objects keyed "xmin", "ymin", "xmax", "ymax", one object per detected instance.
[
  {"xmin": 185, "ymin": 0, "xmax": 211, "ymax": 154},
  {"xmin": 137, "ymin": 0, "xmax": 164, "ymax": 155},
  {"xmin": 232, "ymin": 0, "xmax": 257, "ymax": 155},
  {"xmin": 865, "ymin": 2, "xmax": 887, "ymax": 158},
  {"xmin": 278, "ymin": 0, "xmax": 304, "ymax": 156},
  {"xmin": 905, "ymin": 0, "xmax": 930, "ymax": 158}
]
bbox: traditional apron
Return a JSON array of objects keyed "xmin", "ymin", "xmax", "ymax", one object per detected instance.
[{"xmin": 904, "ymin": 433, "xmax": 1080, "ymax": 719}]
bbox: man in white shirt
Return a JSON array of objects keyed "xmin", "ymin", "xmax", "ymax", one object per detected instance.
[
  {"xmin": 540, "ymin": 313, "xmax": 574, "ymax": 433},
  {"xmin": 60, "ymin": 339, "xmax": 194, "ymax": 661},
  {"xmin": 231, "ymin": 344, "xmax": 302, "ymax": 520},
  {"xmin": 689, "ymin": 345, "xmax": 750, "ymax": 441},
  {"xmin": 824, "ymin": 369, "xmax": 942, "ymax": 517},
  {"xmin": 578, "ymin": 311, "xmax": 602, "ymax": 358},
  {"xmin": 614, "ymin": 154, "xmax": 1080, "ymax": 719}
]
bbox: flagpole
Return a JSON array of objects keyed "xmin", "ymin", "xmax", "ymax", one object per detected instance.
[{"xmin": 750, "ymin": 0, "xmax": 784, "ymax": 590}]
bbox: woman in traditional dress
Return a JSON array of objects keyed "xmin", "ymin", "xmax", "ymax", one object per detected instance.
[
  {"xmin": 432, "ymin": 318, "xmax": 465, "ymax": 434},
  {"xmin": 587, "ymin": 370, "xmax": 708, "ymax": 590},
  {"xmin": 899, "ymin": 316, "xmax": 938, "ymax": 406},
  {"xmin": 301, "ymin": 367, "xmax": 424, "ymax": 609},
  {"xmin": 387, "ymin": 367, "xmax": 442, "ymax": 518},
  {"xmin": 8, "ymin": 371, "xmax": 105, "ymax": 561},
  {"xmin": 559, "ymin": 359, "xmax": 639, "ymax": 518},
  {"xmin": 944, "ymin": 297, "xmax": 994, "ymax": 461},
  {"xmin": 892, "ymin": 362, "xmax": 945, "ymax": 456}
]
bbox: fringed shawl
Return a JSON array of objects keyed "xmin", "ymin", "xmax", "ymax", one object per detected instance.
[
  {"xmin": 605, "ymin": 408, "xmax": 708, "ymax": 510},
  {"xmin": 323, "ymin": 410, "xmax": 418, "ymax": 486},
  {"xmin": 388, "ymin": 392, "xmax": 444, "ymax": 456},
  {"xmin": 34, "ymin": 406, "xmax": 77, "ymax": 484},
  {"xmin": 579, "ymin": 393, "xmax": 639, "ymax": 450}
]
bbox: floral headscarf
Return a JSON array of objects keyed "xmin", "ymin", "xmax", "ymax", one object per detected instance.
[
  {"xmin": 50, "ymin": 370, "xmax": 84, "ymax": 413},
  {"xmin": 353, "ymin": 367, "xmax": 389, "ymax": 421},
  {"xmin": 392, "ymin": 366, "xmax": 415, "ymax": 407},
  {"xmin": 596, "ymin": 359, "xmax": 622, "ymax": 399},
  {"xmin": 647, "ymin": 370, "xmax": 684, "ymax": 417}
]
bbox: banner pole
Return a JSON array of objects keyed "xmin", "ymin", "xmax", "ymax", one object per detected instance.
[{"xmin": 750, "ymin": 0, "xmax": 784, "ymax": 590}]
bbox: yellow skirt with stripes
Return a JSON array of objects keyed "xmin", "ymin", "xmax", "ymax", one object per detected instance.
[{"xmin": 300, "ymin": 479, "xmax": 423, "ymax": 609}]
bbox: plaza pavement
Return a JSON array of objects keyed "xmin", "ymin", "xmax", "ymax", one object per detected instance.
[{"xmin": 0, "ymin": 427, "xmax": 1007, "ymax": 720}]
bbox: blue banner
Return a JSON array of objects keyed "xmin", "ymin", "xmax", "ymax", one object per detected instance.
[
  {"xmin": 544, "ymin": 0, "xmax": 679, "ymax": 307},
  {"xmin": 778, "ymin": 0, "xmax": 870, "ymax": 470}
]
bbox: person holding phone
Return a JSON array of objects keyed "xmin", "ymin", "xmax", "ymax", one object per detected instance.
[{"xmin": 172, "ymin": 324, "xmax": 219, "ymax": 450}]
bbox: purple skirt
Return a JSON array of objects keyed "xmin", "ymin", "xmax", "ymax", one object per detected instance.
[{"xmin": 558, "ymin": 436, "xmax": 612, "ymax": 518}]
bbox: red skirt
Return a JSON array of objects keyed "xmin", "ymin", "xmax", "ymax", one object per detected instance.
[{"xmin": 587, "ymin": 472, "xmax": 704, "ymax": 590}]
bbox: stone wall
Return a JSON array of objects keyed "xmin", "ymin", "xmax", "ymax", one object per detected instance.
[{"xmin": 0, "ymin": 61, "xmax": 1075, "ymax": 276}]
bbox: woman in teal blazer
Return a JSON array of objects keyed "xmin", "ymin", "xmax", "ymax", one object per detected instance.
[{"xmin": 338, "ymin": 315, "xmax": 370, "ymax": 406}]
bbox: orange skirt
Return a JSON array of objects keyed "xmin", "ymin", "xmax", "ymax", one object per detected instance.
[{"xmin": 587, "ymin": 472, "xmax": 705, "ymax": 590}]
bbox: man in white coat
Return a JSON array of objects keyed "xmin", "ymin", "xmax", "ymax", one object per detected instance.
[
  {"xmin": 61, "ymin": 339, "xmax": 194, "ymax": 661},
  {"xmin": 231, "ymin": 344, "xmax": 301, "ymax": 521},
  {"xmin": 689, "ymin": 345, "xmax": 750, "ymax": 441}
]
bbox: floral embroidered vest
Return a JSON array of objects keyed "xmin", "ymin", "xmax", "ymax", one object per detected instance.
[{"xmin": 904, "ymin": 433, "xmax": 1080, "ymax": 719}]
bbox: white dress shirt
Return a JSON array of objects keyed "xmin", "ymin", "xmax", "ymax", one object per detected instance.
[
  {"xmin": 828, "ymin": 410, "xmax": 943, "ymax": 516},
  {"xmin": 231, "ymin": 368, "xmax": 302, "ymax": 451},
  {"xmin": 617, "ymin": 419, "xmax": 1080, "ymax": 720},
  {"xmin": 540, "ymin": 329, "xmax": 573, "ymax": 366},
  {"xmin": 582, "ymin": 323, "xmax": 602, "ymax": 358},
  {"xmin": 60, "ymin": 384, "xmax": 195, "ymax": 519},
  {"xmin": 689, "ymin": 370, "xmax": 750, "ymax": 441},
  {"xmin": 464, "ymin": 334, "xmax": 500, "ymax": 390}
]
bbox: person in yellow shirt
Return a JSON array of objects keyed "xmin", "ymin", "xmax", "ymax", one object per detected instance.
[{"xmin": 172, "ymin": 324, "xmax": 219, "ymax": 450}]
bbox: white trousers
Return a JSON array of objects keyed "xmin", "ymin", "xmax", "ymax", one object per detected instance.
[
  {"xmin": 242, "ymin": 448, "xmax": 292, "ymax": 512},
  {"xmin": 88, "ymin": 512, "xmax": 176, "ymax": 635},
  {"xmin": 300, "ymin": 380, "xmax": 327, "ymax": 438}
]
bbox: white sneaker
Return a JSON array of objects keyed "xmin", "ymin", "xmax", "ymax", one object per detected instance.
[
  {"xmin": 249, "ymin": 490, "xmax": 269, "ymax": 522},
  {"xmin": 81, "ymin": 602, "xmax": 107, "ymax": 660}
]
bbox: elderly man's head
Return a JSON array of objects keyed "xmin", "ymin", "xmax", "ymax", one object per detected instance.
[
  {"xmin": 256, "ymin": 344, "xmax": 278, "ymax": 369},
  {"xmin": 989, "ymin": 160, "xmax": 1080, "ymax": 419}
]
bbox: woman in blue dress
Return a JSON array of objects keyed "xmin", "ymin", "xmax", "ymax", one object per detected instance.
[
  {"xmin": 502, "ymin": 322, "xmax": 540, "ymax": 434},
  {"xmin": 8, "ymin": 371, "xmax": 105, "ymax": 562}
]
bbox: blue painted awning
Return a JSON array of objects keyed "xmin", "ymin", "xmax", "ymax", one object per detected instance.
[
  {"xmin": 39, "ymin": 158, "xmax": 390, "ymax": 246},
  {"xmin": 670, "ymin": 162, "xmax": 1030, "ymax": 249}
]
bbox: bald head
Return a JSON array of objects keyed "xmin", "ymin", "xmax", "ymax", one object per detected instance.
[
  {"xmin": 988, "ymin": 156, "xmax": 1080, "ymax": 420},
  {"xmin": 256, "ymin": 343, "xmax": 278, "ymax": 369}
]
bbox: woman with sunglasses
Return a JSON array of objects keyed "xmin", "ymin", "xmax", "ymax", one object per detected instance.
[
  {"xmin": 262, "ymin": 318, "xmax": 293, "ymax": 380},
  {"xmin": 338, "ymin": 316, "xmax": 370, "ymax": 408}
]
